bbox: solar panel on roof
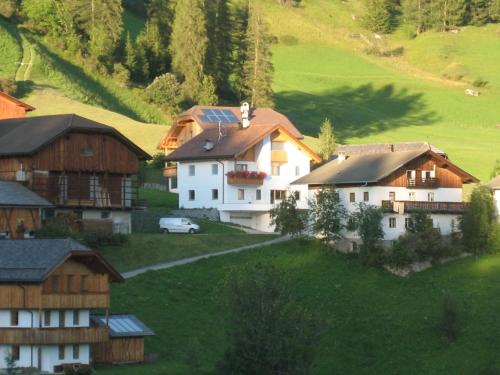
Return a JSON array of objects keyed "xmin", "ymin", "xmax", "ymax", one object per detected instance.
[
  {"xmin": 200, "ymin": 109, "xmax": 238, "ymax": 123},
  {"xmin": 100, "ymin": 317, "xmax": 142, "ymax": 334}
]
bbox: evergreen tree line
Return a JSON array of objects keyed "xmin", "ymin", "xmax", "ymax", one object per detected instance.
[
  {"xmin": 2, "ymin": 0, "xmax": 275, "ymax": 110},
  {"xmin": 364, "ymin": 0, "xmax": 500, "ymax": 34}
]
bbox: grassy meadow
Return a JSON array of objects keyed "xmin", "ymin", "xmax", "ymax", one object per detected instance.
[{"xmin": 95, "ymin": 239, "xmax": 500, "ymax": 375}]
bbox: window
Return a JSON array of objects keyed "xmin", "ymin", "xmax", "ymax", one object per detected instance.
[
  {"xmin": 80, "ymin": 275, "xmax": 88, "ymax": 292},
  {"xmin": 79, "ymin": 148, "xmax": 93, "ymax": 157},
  {"xmin": 52, "ymin": 275, "xmax": 60, "ymax": 293},
  {"xmin": 66, "ymin": 275, "xmax": 74, "ymax": 293},
  {"xmin": 389, "ymin": 191, "xmax": 396, "ymax": 201},
  {"xmin": 406, "ymin": 170, "xmax": 413, "ymax": 180},
  {"xmin": 101, "ymin": 211, "xmax": 111, "ymax": 219},
  {"xmin": 10, "ymin": 311, "xmax": 19, "ymax": 326},
  {"xmin": 212, "ymin": 189, "xmax": 219, "ymax": 200},
  {"xmin": 235, "ymin": 164, "xmax": 248, "ymax": 171},
  {"xmin": 294, "ymin": 191, "xmax": 301, "ymax": 201},
  {"xmin": 188, "ymin": 190, "xmax": 195, "ymax": 201},
  {"xmin": 351, "ymin": 242, "xmax": 358, "ymax": 252},
  {"xmin": 73, "ymin": 345, "xmax": 79, "ymax": 360},
  {"xmin": 212, "ymin": 164, "xmax": 218, "ymax": 175},
  {"xmin": 363, "ymin": 192, "xmax": 369, "ymax": 202},
  {"xmin": 271, "ymin": 163, "xmax": 280, "ymax": 176},
  {"xmin": 428, "ymin": 192, "xmax": 434, "ymax": 202},
  {"xmin": 349, "ymin": 192, "xmax": 356, "ymax": 203},
  {"xmin": 405, "ymin": 217, "xmax": 413, "ymax": 230},
  {"xmin": 295, "ymin": 166, "xmax": 300, "ymax": 176},
  {"xmin": 409, "ymin": 192, "xmax": 416, "ymax": 201},
  {"xmin": 171, "ymin": 176, "xmax": 178, "ymax": 189},
  {"xmin": 256, "ymin": 189, "xmax": 262, "ymax": 200},
  {"xmin": 11, "ymin": 346, "xmax": 19, "ymax": 361},
  {"xmin": 59, "ymin": 311, "xmax": 65, "ymax": 328},
  {"xmin": 424, "ymin": 171, "xmax": 432, "ymax": 180},
  {"xmin": 389, "ymin": 217, "xmax": 396, "ymax": 228},
  {"xmin": 271, "ymin": 190, "xmax": 286, "ymax": 203},
  {"xmin": 238, "ymin": 189, "xmax": 245, "ymax": 200},
  {"xmin": 58, "ymin": 345, "xmax": 65, "ymax": 360},
  {"xmin": 44, "ymin": 311, "xmax": 51, "ymax": 326},
  {"xmin": 188, "ymin": 165, "xmax": 195, "ymax": 176},
  {"xmin": 73, "ymin": 310, "xmax": 80, "ymax": 326}
]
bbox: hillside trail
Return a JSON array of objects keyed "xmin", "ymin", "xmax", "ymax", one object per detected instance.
[{"xmin": 15, "ymin": 33, "xmax": 34, "ymax": 82}]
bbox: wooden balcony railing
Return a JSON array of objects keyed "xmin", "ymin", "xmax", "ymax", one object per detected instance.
[
  {"xmin": 382, "ymin": 200, "xmax": 467, "ymax": 214},
  {"xmin": 407, "ymin": 177, "xmax": 440, "ymax": 189},
  {"xmin": 163, "ymin": 166, "xmax": 177, "ymax": 178},
  {"xmin": 41, "ymin": 293, "xmax": 110, "ymax": 309},
  {"xmin": 227, "ymin": 176, "xmax": 264, "ymax": 186},
  {"xmin": 271, "ymin": 150, "xmax": 288, "ymax": 163},
  {"xmin": 1, "ymin": 326, "xmax": 109, "ymax": 345}
]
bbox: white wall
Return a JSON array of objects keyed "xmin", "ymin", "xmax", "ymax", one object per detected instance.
[
  {"xmin": 0, "ymin": 309, "xmax": 90, "ymax": 329},
  {"xmin": 494, "ymin": 190, "xmax": 500, "ymax": 221},
  {"xmin": 41, "ymin": 344, "xmax": 90, "ymax": 372}
]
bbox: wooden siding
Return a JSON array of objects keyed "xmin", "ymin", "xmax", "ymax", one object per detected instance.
[
  {"xmin": 0, "ymin": 96, "xmax": 27, "ymax": 120},
  {"xmin": 93, "ymin": 337, "xmax": 145, "ymax": 364},
  {"xmin": 378, "ymin": 154, "xmax": 463, "ymax": 188},
  {"xmin": 43, "ymin": 260, "xmax": 110, "ymax": 294},
  {"xmin": 1, "ymin": 327, "xmax": 109, "ymax": 345},
  {"xmin": 237, "ymin": 146, "xmax": 256, "ymax": 162},
  {"xmin": 271, "ymin": 150, "xmax": 288, "ymax": 163},
  {"xmin": 0, "ymin": 285, "xmax": 42, "ymax": 309},
  {"xmin": 0, "ymin": 207, "xmax": 41, "ymax": 238},
  {"xmin": 227, "ymin": 176, "xmax": 264, "ymax": 186}
]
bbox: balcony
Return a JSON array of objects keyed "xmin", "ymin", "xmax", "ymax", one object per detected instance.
[
  {"xmin": 226, "ymin": 171, "xmax": 266, "ymax": 186},
  {"xmin": 407, "ymin": 177, "xmax": 440, "ymax": 189},
  {"xmin": 271, "ymin": 150, "xmax": 288, "ymax": 163},
  {"xmin": 163, "ymin": 166, "xmax": 177, "ymax": 178},
  {"xmin": 1, "ymin": 326, "xmax": 109, "ymax": 345},
  {"xmin": 382, "ymin": 200, "xmax": 467, "ymax": 214},
  {"xmin": 41, "ymin": 293, "xmax": 110, "ymax": 309}
]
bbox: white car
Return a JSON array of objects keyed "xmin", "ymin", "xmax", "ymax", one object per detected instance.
[{"xmin": 159, "ymin": 217, "xmax": 200, "ymax": 234}]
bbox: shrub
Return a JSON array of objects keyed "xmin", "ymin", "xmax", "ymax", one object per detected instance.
[
  {"xmin": 472, "ymin": 77, "xmax": 489, "ymax": 88},
  {"xmin": 438, "ymin": 297, "xmax": 460, "ymax": 342},
  {"xmin": 350, "ymin": 203, "xmax": 384, "ymax": 266},
  {"xmin": 64, "ymin": 366, "xmax": 93, "ymax": 375},
  {"xmin": 270, "ymin": 193, "xmax": 307, "ymax": 237},
  {"xmin": 149, "ymin": 152, "xmax": 165, "ymax": 169},
  {"xmin": 112, "ymin": 63, "xmax": 130, "ymax": 88},
  {"xmin": 36, "ymin": 218, "xmax": 73, "ymax": 238},
  {"xmin": 81, "ymin": 231, "xmax": 128, "ymax": 248},
  {"xmin": 0, "ymin": 77, "xmax": 17, "ymax": 95},
  {"xmin": 385, "ymin": 239, "xmax": 418, "ymax": 267},
  {"xmin": 145, "ymin": 73, "xmax": 182, "ymax": 109}
]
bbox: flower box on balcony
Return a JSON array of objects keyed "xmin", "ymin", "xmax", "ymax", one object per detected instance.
[{"xmin": 226, "ymin": 171, "xmax": 266, "ymax": 186}]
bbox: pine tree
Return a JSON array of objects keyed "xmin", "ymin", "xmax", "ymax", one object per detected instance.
[
  {"xmin": 240, "ymin": 4, "xmax": 274, "ymax": 108},
  {"xmin": 124, "ymin": 33, "xmax": 149, "ymax": 83},
  {"xmin": 318, "ymin": 118, "xmax": 336, "ymax": 161},
  {"xmin": 439, "ymin": 0, "xmax": 468, "ymax": 29},
  {"xmin": 363, "ymin": 0, "xmax": 395, "ymax": 34},
  {"xmin": 490, "ymin": 0, "xmax": 500, "ymax": 21},
  {"xmin": 206, "ymin": 0, "xmax": 233, "ymax": 97},
  {"xmin": 231, "ymin": 0, "xmax": 250, "ymax": 99},
  {"xmin": 169, "ymin": 0, "xmax": 209, "ymax": 103},
  {"xmin": 470, "ymin": 0, "xmax": 491, "ymax": 25},
  {"xmin": 401, "ymin": 0, "xmax": 434, "ymax": 35}
]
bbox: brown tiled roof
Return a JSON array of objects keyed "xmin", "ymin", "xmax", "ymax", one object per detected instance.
[
  {"xmin": 335, "ymin": 142, "xmax": 446, "ymax": 157},
  {"xmin": 176, "ymin": 105, "xmax": 303, "ymax": 139},
  {"xmin": 0, "ymin": 91, "xmax": 35, "ymax": 111},
  {"xmin": 488, "ymin": 175, "xmax": 500, "ymax": 189},
  {"xmin": 165, "ymin": 124, "xmax": 278, "ymax": 162}
]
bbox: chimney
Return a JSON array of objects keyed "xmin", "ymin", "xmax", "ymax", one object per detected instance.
[
  {"xmin": 240, "ymin": 102, "xmax": 250, "ymax": 128},
  {"xmin": 337, "ymin": 151, "xmax": 346, "ymax": 164}
]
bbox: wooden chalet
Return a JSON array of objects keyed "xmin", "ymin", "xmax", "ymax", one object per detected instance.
[
  {"xmin": 0, "ymin": 92, "xmax": 35, "ymax": 120},
  {"xmin": 0, "ymin": 114, "xmax": 151, "ymax": 233}
]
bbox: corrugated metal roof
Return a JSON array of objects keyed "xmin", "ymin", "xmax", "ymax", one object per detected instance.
[
  {"xmin": 0, "ymin": 180, "xmax": 53, "ymax": 207},
  {"xmin": 91, "ymin": 314, "xmax": 155, "ymax": 337}
]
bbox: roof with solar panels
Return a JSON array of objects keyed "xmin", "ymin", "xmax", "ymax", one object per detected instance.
[{"xmin": 91, "ymin": 314, "xmax": 155, "ymax": 338}]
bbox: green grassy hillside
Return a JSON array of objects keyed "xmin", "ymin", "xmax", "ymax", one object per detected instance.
[
  {"xmin": 96, "ymin": 240, "xmax": 500, "ymax": 374},
  {"xmin": 0, "ymin": 18, "xmax": 21, "ymax": 79}
]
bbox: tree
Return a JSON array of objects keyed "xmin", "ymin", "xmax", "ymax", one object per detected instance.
[
  {"xmin": 309, "ymin": 187, "xmax": 346, "ymax": 244},
  {"xmin": 460, "ymin": 185, "xmax": 497, "ymax": 254},
  {"xmin": 490, "ymin": 0, "xmax": 500, "ymax": 21},
  {"xmin": 318, "ymin": 118, "xmax": 336, "ymax": 161},
  {"xmin": 145, "ymin": 73, "xmax": 182, "ymax": 113},
  {"xmin": 217, "ymin": 264, "xmax": 322, "ymax": 375},
  {"xmin": 169, "ymin": 0, "xmax": 209, "ymax": 104},
  {"xmin": 363, "ymin": 0, "xmax": 396, "ymax": 34},
  {"xmin": 0, "ymin": 0, "xmax": 19, "ymax": 19},
  {"xmin": 470, "ymin": 0, "xmax": 491, "ymax": 25},
  {"xmin": 240, "ymin": 4, "xmax": 275, "ymax": 108},
  {"xmin": 231, "ymin": 0, "xmax": 250, "ymax": 97},
  {"xmin": 438, "ymin": 0, "xmax": 468, "ymax": 30},
  {"xmin": 124, "ymin": 33, "xmax": 149, "ymax": 83},
  {"xmin": 270, "ymin": 192, "xmax": 307, "ymax": 237},
  {"xmin": 350, "ymin": 203, "xmax": 384, "ymax": 265},
  {"xmin": 401, "ymin": 0, "xmax": 434, "ymax": 35},
  {"xmin": 197, "ymin": 74, "xmax": 218, "ymax": 105}
]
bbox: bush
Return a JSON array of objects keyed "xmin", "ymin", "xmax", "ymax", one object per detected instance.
[
  {"xmin": 385, "ymin": 239, "xmax": 418, "ymax": 267},
  {"xmin": 472, "ymin": 77, "xmax": 489, "ymax": 88},
  {"xmin": 438, "ymin": 297, "xmax": 460, "ymax": 342},
  {"xmin": 149, "ymin": 152, "xmax": 165, "ymax": 169},
  {"xmin": 36, "ymin": 218, "xmax": 73, "ymax": 238},
  {"xmin": 350, "ymin": 204, "xmax": 384, "ymax": 266},
  {"xmin": 0, "ymin": 77, "xmax": 17, "ymax": 95},
  {"xmin": 64, "ymin": 366, "xmax": 93, "ymax": 375},
  {"xmin": 145, "ymin": 73, "xmax": 182, "ymax": 109},
  {"xmin": 112, "ymin": 63, "xmax": 130, "ymax": 88},
  {"xmin": 81, "ymin": 231, "xmax": 128, "ymax": 248}
]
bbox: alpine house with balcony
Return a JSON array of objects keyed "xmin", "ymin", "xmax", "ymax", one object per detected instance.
[
  {"xmin": 164, "ymin": 104, "xmax": 321, "ymax": 232},
  {"xmin": 0, "ymin": 239, "xmax": 153, "ymax": 373},
  {"xmin": 293, "ymin": 142, "xmax": 479, "ymax": 250},
  {"xmin": 0, "ymin": 114, "xmax": 151, "ymax": 233}
]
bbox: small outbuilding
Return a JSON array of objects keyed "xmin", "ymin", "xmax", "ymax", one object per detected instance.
[
  {"xmin": 90, "ymin": 314, "xmax": 155, "ymax": 364},
  {"xmin": 0, "ymin": 91, "xmax": 35, "ymax": 120}
]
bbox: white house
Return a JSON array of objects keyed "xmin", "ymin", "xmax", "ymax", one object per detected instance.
[
  {"xmin": 164, "ymin": 105, "xmax": 321, "ymax": 232},
  {"xmin": 293, "ymin": 142, "xmax": 479, "ymax": 250},
  {"xmin": 488, "ymin": 175, "xmax": 500, "ymax": 220}
]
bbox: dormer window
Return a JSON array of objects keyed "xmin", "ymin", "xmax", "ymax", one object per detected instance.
[{"xmin": 80, "ymin": 148, "xmax": 93, "ymax": 157}]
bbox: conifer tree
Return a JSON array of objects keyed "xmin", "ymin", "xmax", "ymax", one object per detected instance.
[
  {"xmin": 470, "ymin": 0, "xmax": 491, "ymax": 25},
  {"xmin": 439, "ymin": 0, "xmax": 468, "ymax": 29},
  {"xmin": 318, "ymin": 118, "xmax": 336, "ymax": 161},
  {"xmin": 490, "ymin": 0, "xmax": 500, "ymax": 21},
  {"xmin": 401, "ymin": 0, "xmax": 434, "ymax": 35},
  {"xmin": 231, "ymin": 0, "xmax": 250, "ymax": 98},
  {"xmin": 169, "ymin": 0, "xmax": 209, "ymax": 103},
  {"xmin": 124, "ymin": 33, "xmax": 149, "ymax": 83},
  {"xmin": 363, "ymin": 0, "xmax": 395, "ymax": 34},
  {"xmin": 240, "ymin": 4, "xmax": 274, "ymax": 108}
]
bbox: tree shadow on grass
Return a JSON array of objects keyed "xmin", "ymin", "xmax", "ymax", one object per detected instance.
[{"xmin": 276, "ymin": 84, "xmax": 440, "ymax": 142}]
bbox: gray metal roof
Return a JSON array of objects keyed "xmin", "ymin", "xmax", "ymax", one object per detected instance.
[
  {"xmin": 0, "ymin": 238, "xmax": 91, "ymax": 282},
  {"xmin": 91, "ymin": 314, "xmax": 155, "ymax": 338},
  {"xmin": 334, "ymin": 142, "xmax": 446, "ymax": 157},
  {"xmin": 293, "ymin": 148, "xmax": 428, "ymax": 185},
  {"xmin": 0, "ymin": 181, "xmax": 53, "ymax": 207},
  {"xmin": 0, "ymin": 114, "xmax": 150, "ymax": 159}
]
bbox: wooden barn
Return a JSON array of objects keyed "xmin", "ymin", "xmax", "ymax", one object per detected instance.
[
  {"xmin": 0, "ymin": 91, "xmax": 35, "ymax": 120},
  {"xmin": 0, "ymin": 180, "xmax": 53, "ymax": 238},
  {"xmin": 91, "ymin": 314, "xmax": 155, "ymax": 364},
  {"xmin": 0, "ymin": 114, "xmax": 150, "ymax": 233}
]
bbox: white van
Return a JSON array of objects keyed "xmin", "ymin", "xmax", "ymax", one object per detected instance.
[{"xmin": 159, "ymin": 217, "xmax": 200, "ymax": 234}]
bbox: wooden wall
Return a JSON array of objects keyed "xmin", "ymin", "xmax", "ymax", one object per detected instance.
[
  {"xmin": 0, "ymin": 207, "xmax": 41, "ymax": 238},
  {"xmin": 2, "ymin": 327, "xmax": 109, "ymax": 345},
  {"xmin": 378, "ymin": 154, "xmax": 463, "ymax": 188},
  {"xmin": 0, "ymin": 284, "xmax": 41, "ymax": 309},
  {"xmin": 0, "ymin": 96, "xmax": 26, "ymax": 120},
  {"xmin": 93, "ymin": 337, "xmax": 145, "ymax": 364}
]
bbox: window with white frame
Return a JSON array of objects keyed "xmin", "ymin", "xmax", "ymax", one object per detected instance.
[
  {"xmin": 236, "ymin": 164, "xmax": 248, "ymax": 171},
  {"xmin": 349, "ymin": 192, "xmax": 356, "ymax": 202},
  {"xmin": 389, "ymin": 191, "xmax": 396, "ymax": 201},
  {"xmin": 256, "ymin": 189, "xmax": 262, "ymax": 200},
  {"xmin": 188, "ymin": 165, "xmax": 195, "ymax": 176},
  {"xmin": 212, "ymin": 189, "xmax": 219, "ymax": 200},
  {"xmin": 363, "ymin": 192, "xmax": 369, "ymax": 202},
  {"xmin": 294, "ymin": 191, "xmax": 300, "ymax": 201},
  {"xmin": 389, "ymin": 217, "xmax": 396, "ymax": 228},
  {"xmin": 212, "ymin": 164, "xmax": 218, "ymax": 175},
  {"xmin": 428, "ymin": 192, "xmax": 434, "ymax": 202},
  {"xmin": 409, "ymin": 192, "xmax": 416, "ymax": 201},
  {"xmin": 405, "ymin": 217, "xmax": 413, "ymax": 229},
  {"xmin": 188, "ymin": 190, "xmax": 195, "ymax": 201},
  {"xmin": 238, "ymin": 189, "xmax": 245, "ymax": 200},
  {"xmin": 271, "ymin": 163, "xmax": 280, "ymax": 176}
]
